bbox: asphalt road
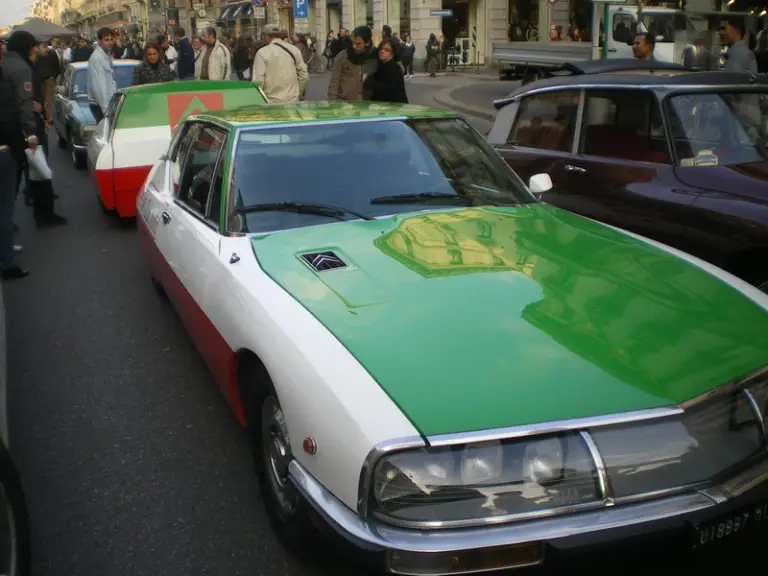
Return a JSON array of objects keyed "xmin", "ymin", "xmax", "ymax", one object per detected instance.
[{"xmin": 4, "ymin": 73, "xmax": 494, "ymax": 576}]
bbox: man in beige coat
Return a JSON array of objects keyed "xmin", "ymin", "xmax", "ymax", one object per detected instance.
[
  {"xmin": 252, "ymin": 26, "xmax": 309, "ymax": 104},
  {"xmin": 195, "ymin": 27, "xmax": 231, "ymax": 81}
]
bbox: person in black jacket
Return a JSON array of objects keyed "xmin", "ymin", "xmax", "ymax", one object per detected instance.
[
  {"xmin": 363, "ymin": 38, "xmax": 408, "ymax": 103},
  {"xmin": 0, "ymin": 33, "xmax": 38, "ymax": 279},
  {"xmin": 174, "ymin": 28, "xmax": 195, "ymax": 80},
  {"xmin": 70, "ymin": 36, "xmax": 94, "ymax": 63},
  {"xmin": 330, "ymin": 28, "xmax": 351, "ymax": 59},
  {"xmin": 5, "ymin": 31, "xmax": 66, "ymax": 228}
]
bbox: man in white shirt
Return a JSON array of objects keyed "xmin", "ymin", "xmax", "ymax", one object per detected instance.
[{"xmin": 252, "ymin": 26, "xmax": 308, "ymax": 104}]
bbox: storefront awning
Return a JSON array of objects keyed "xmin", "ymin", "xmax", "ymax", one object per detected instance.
[{"xmin": 218, "ymin": 1, "xmax": 253, "ymax": 23}]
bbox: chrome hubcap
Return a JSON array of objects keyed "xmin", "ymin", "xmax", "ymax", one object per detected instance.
[
  {"xmin": 261, "ymin": 397, "xmax": 297, "ymax": 516},
  {"xmin": 0, "ymin": 483, "xmax": 17, "ymax": 576}
]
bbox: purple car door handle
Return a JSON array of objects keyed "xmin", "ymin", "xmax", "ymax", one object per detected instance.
[{"xmin": 564, "ymin": 165, "xmax": 587, "ymax": 174}]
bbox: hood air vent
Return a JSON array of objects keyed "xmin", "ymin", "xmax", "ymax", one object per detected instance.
[{"xmin": 301, "ymin": 251, "xmax": 347, "ymax": 272}]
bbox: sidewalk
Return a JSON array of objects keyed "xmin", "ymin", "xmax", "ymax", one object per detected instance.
[{"xmin": 408, "ymin": 72, "xmax": 520, "ymax": 122}]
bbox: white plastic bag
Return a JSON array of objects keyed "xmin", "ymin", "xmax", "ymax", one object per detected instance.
[
  {"xmin": 25, "ymin": 146, "xmax": 53, "ymax": 181},
  {"xmin": 243, "ymin": 68, "xmax": 252, "ymax": 80}
]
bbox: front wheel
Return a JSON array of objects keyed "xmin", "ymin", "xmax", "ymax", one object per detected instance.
[
  {"xmin": 251, "ymin": 389, "xmax": 318, "ymax": 555},
  {"xmin": 0, "ymin": 443, "xmax": 31, "ymax": 576}
]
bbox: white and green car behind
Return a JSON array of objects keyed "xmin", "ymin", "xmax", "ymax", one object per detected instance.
[{"xmin": 136, "ymin": 101, "xmax": 768, "ymax": 574}]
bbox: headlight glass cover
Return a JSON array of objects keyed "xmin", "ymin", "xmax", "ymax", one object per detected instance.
[
  {"xmin": 590, "ymin": 390, "xmax": 764, "ymax": 499},
  {"xmin": 372, "ymin": 433, "xmax": 601, "ymax": 525}
]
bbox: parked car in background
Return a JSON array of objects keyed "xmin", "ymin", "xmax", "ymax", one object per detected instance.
[
  {"xmin": 138, "ymin": 101, "xmax": 768, "ymax": 574},
  {"xmin": 487, "ymin": 60, "xmax": 768, "ymax": 292},
  {"xmin": 53, "ymin": 60, "xmax": 140, "ymax": 170},
  {"xmin": 0, "ymin": 286, "xmax": 31, "ymax": 576},
  {"xmin": 87, "ymin": 80, "xmax": 267, "ymax": 218}
]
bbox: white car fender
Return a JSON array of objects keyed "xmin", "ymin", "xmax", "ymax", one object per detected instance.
[{"xmin": 205, "ymin": 236, "xmax": 421, "ymax": 511}]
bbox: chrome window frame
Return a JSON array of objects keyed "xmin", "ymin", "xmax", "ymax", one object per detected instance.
[{"xmin": 356, "ymin": 364, "xmax": 768, "ymax": 530}]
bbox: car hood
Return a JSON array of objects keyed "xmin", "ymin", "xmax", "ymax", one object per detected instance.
[
  {"xmin": 674, "ymin": 161, "xmax": 768, "ymax": 202},
  {"xmin": 251, "ymin": 204, "xmax": 768, "ymax": 436}
]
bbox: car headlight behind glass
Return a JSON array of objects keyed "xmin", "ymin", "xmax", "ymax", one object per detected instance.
[
  {"xmin": 590, "ymin": 390, "xmax": 764, "ymax": 499},
  {"xmin": 81, "ymin": 125, "xmax": 95, "ymax": 140},
  {"xmin": 372, "ymin": 434, "xmax": 600, "ymax": 525}
]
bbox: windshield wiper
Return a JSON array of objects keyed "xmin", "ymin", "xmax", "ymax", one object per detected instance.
[
  {"xmin": 370, "ymin": 192, "xmax": 479, "ymax": 205},
  {"xmin": 238, "ymin": 202, "xmax": 374, "ymax": 221}
]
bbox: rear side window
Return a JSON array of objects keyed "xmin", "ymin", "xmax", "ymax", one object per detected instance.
[
  {"xmin": 580, "ymin": 89, "xmax": 670, "ymax": 164},
  {"xmin": 508, "ymin": 91, "xmax": 579, "ymax": 152}
]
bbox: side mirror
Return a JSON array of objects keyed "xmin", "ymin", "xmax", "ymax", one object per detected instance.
[
  {"xmin": 528, "ymin": 173, "xmax": 553, "ymax": 197},
  {"xmin": 56, "ymin": 85, "xmax": 67, "ymax": 96}
]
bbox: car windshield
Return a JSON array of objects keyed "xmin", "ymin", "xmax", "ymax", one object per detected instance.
[
  {"xmin": 72, "ymin": 66, "xmax": 134, "ymax": 98},
  {"xmin": 231, "ymin": 118, "xmax": 535, "ymax": 233},
  {"xmin": 639, "ymin": 13, "xmax": 697, "ymax": 42},
  {"xmin": 666, "ymin": 91, "xmax": 768, "ymax": 166}
]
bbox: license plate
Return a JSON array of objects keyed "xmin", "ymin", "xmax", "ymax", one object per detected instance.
[{"xmin": 692, "ymin": 501, "xmax": 768, "ymax": 549}]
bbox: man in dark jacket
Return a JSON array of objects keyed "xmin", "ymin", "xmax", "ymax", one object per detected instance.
[
  {"xmin": 0, "ymin": 32, "xmax": 39, "ymax": 278},
  {"xmin": 70, "ymin": 37, "xmax": 94, "ymax": 63},
  {"xmin": 330, "ymin": 28, "xmax": 351, "ymax": 59},
  {"xmin": 5, "ymin": 31, "xmax": 66, "ymax": 228},
  {"xmin": 174, "ymin": 28, "xmax": 195, "ymax": 79}
]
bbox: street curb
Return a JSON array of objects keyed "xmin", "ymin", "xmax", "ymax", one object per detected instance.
[{"xmin": 432, "ymin": 86, "xmax": 496, "ymax": 122}]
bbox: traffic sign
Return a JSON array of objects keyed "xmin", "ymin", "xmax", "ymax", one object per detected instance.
[
  {"xmin": 430, "ymin": 8, "xmax": 453, "ymax": 17},
  {"xmin": 251, "ymin": 0, "xmax": 266, "ymax": 7},
  {"xmin": 254, "ymin": 6, "xmax": 266, "ymax": 17}
]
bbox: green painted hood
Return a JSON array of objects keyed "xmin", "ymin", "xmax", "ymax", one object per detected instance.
[{"xmin": 251, "ymin": 205, "xmax": 768, "ymax": 436}]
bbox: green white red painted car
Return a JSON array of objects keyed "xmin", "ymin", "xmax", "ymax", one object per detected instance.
[
  {"xmin": 137, "ymin": 101, "xmax": 768, "ymax": 574},
  {"xmin": 86, "ymin": 80, "xmax": 266, "ymax": 218}
]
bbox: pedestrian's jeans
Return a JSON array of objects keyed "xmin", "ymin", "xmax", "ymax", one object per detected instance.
[{"xmin": 0, "ymin": 148, "xmax": 18, "ymax": 269}]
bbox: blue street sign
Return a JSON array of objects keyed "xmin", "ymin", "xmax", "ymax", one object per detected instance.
[
  {"xmin": 293, "ymin": 0, "xmax": 308, "ymax": 20},
  {"xmin": 429, "ymin": 8, "xmax": 453, "ymax": 17},
  {"xmin": 252, "ymin": 0, "xmax": 266, "ymax": 7}
]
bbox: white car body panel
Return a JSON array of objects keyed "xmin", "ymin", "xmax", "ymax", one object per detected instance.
[
  {"xmin": 139, "ymin": 170, "xmax": 420, "ymax": 512},
  {"xmin": 112, "ymin": 126, "xmax": 172, "ymax": 170}
]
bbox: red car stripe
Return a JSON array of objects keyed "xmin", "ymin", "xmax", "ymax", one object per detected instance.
[
  {"xmin": 137, "ymin": 216, "xmax": 246, "ymax": 426},
  {"xmin": 97, "ymin": 165, "xmax": 153, "ymax": 217}
]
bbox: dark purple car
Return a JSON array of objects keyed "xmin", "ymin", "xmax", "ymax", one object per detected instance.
[{"xmin": 488, "ymin": 62, "xmax": 768, "ymax": 292}]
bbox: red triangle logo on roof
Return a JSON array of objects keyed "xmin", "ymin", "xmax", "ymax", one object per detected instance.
[{"xmin": 167, "ymin": 92, "xmax": 225, "ymax": 133}]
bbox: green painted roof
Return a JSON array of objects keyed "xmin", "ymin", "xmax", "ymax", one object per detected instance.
[
  {"xmin": 69, "ymin": 59, "xmax": 141, "ymax": 70},
  {"xmin": 119, "ymin": 79, "xmax": 261, "ymax": 96},
  {"xmin": 195, "ymin": 101, "xmax": 456, "ymax": 126}
]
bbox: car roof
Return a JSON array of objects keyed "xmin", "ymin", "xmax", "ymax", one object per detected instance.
[
  {"xmin": 494, "ymin": 66, "xmax": 768, "ymax": 109},
  {"xmin": 69, "ymin": 59, "xmax": 141, "ymax": 69},
  {"xmin": 193, "ymin": 101, "xmax": 457, "ymax": 126},
  {"xmin": 118, "ymin": 79, "xmax": 255, "ymax": 96}
]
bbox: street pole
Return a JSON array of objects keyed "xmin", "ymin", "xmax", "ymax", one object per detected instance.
[{"xmin": 601, "ymin": 1, "xmax": 609, "ymax": 59}]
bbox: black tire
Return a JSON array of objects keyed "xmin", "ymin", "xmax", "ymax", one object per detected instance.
[
  {"xmin": 242, "ymin": 367, "xmax": 318, "ymax": 556},
  {"xmin": 71, "ymin": 142, "xmax": 86, "ymax": 171},
  {"xmin": 150, "ymin": 276, "xmax": 167, "ymax": 299},
  {"xmin": 0, "ymin": 442, "xmax": 31, "ymax": 576}
]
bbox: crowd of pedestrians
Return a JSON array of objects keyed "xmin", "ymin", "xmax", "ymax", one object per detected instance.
[{"xmin": 0, "ymin": 21, "xmax": 427, "ymax": 281}]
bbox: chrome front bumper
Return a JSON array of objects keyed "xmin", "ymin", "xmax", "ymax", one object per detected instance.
[{"xmin": 289, "ymin": 457, "xmax": 768, "ymax": 573}]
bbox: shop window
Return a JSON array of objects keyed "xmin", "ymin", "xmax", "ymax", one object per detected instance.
[
  {"xmin": 508, "ymin": 91, "xmax": 579, "ymax": 152},
  {"xmin": 612, "ymin": 13, "xmax": 636, "ymax": 44},
  {"xmin": 580, "ymin": 90, "xmax": 670, "ymax": 164}
]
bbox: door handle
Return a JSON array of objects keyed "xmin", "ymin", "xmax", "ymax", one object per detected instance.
[
  {"xmin": 607, "ymin": 48, "xmax": 618, "ymax": 52},
  {"xmin": 161, "ymin": 211, "xmax": 172, "ymax": 225},
  {"xmin": 564, "ymin": 165, "xmax": 587, "ymax": 173}
]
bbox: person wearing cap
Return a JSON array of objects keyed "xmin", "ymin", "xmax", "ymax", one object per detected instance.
[
  {"xmin": 0, "ymin": 31, "xmax": 41, "ymax": 279},
  {"xmin": 252, "ymin": 26, "xmax": 308, "ymax": 104}
]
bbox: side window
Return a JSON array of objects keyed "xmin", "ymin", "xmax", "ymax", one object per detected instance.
[
  {"xmin": 207, "ymin": 155, "xmax": 225, "ymax": 227},
  {"xmin": 580, "ymin": 90, "xmax": 670, "ymax": 164},
  {"xmin": 104, "ymin": 93, "xmax": 123, "ymax": 140},
  {"xmin": 176, "ymin": 125, "xmax": 227, "ymax": 217},
  {"xmin": 508, "ymin": 91, "xmax": 579, "ymax": 152},
  {"xmin": 613, "ymin": 13, "xmax": 636, "ymax": 43},
  {"xmin": 171, "ymin": 123, "xmax": 199, "ymax": 196}
]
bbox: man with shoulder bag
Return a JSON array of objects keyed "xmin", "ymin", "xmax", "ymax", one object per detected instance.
[{"xmin": 252, "ymin": 26, "xmax": 308, "ymax": 103}]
